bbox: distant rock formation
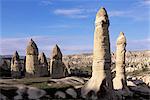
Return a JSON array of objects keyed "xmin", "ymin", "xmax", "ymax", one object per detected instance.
[
  {"xmin": 50, "ymin": 44, "xmax": 66, "ymax": 78},
  {"xmin": 38, "ymin": 52, "xmax": 49, "ymax": 76},
  {"xmin": 82, "ymin": 7, "xmax": 114, "ymax": 99},
  {"xmin": 25, "ymin": 39, "xmax": 39, "ymax": 77},
  {"xmin": 11, "ymin": 51, "xmax": 22, "ymax": 78},
  {"xmin": 0, "ymin": 59, "xmax": 11, "ymax": 77}
]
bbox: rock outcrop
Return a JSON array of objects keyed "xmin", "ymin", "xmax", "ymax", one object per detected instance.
[
  {"xmin": 25, "ymin": 39, "xmax": 39, "ymax": 77},
  {"xmin": 38, "ymin": 52, "xmax": 49, "ymax": 76},
  {"xmin": 0, "ymin": 59, "xmax": 11, "ymax": 77},
  {"xmin": 82, "ymin": 7, "xmax": 114, "ymax": 99},
  {"xmin": 11, "ymin": 51, "xmax": 22, "ymax": 78},
  {"xmin": 50, "ymin": 44, "xmax": 66, "ymax": 78}
]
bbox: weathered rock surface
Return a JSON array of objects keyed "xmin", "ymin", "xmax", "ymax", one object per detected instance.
[
  {"xmin": 11, "ymin": 51, "xmax": 22, "ymax": 78},
  {"xmin": 38, "ymin": 52, "xmax": 49, "ymax": 76},
  {"xmin": 25, "ymin": 39, "xmax": 39, "ymax": 77},
  {"xmin": 27, "ymin": 86, "xmax": 46, "ymax": 99},
  {"xmin": 0, "ymin": 76, "xmax": 150, "ymax": 99},
  {"xmin": 55, "ymin": 91, "xmax": 66, "ymax": 98},
  {"xmin": 113, "ymin": 32, "xmax": 127, "ymax": 89},
  {"xmin": 63, "ymin": 50, "xmax": 150, "ymax": 73},
  {"xmin": 0, "ymin": 59, "xmax": 11, "ymax": 77},
  {"xmin": 82, "ymin": 7, "xmax": 114, "ymax": 99},
  {"xmin": 48, "ymin": 76, "xmax": 85, "ymax": 87},
  {"xmin": 50, "ymin": 45, "xmax": 66, "ymax": 78},
  {"xmin": 65, "ymin": 88, "xmax": 77, "ymax": 98}
]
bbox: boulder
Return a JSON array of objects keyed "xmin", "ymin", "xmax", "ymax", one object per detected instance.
[
  {"xmin": 55, "ymin": 91, "xmax": 66, "ymax": 98},
  {"xmin": 66, "ymin": 88, "xmax": 77, "ymax": 98}
]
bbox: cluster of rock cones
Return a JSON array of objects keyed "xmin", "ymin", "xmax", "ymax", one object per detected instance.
[
  {"xmin": 1, "ymin": 7, "xmax": 149, "ymax": 100},
  {"xmin": 11, "ymin": 39, "xmax": 67, "ymax": 79}
]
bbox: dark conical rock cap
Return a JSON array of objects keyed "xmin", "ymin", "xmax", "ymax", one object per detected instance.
[
  {"xmin": 96, "ymin": 7, "xmax": 108, "ymax": 18},
  {"xmin": 26, "ymin": 38, "xmax": 39, "ymax": 55},
  {"xmin": 51, "ymin": 44, "xmax": 62, "ymax": 60},
  {"xmin": 12, "ymin": 51, "xmax": 20, "ymax": 61},
  {"xmin": 117, "ymin": 32, "xmax": 126, "ymax": 45},
  {"xmin": 38, "ymin": 52, "xmax": 48, "ymax": 65}
]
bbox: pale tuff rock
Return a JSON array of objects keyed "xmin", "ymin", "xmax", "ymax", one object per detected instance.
[
  {"xmin": 26, "ymin": 39, "xmax": 38, "ymax": 55},
  {"xmin": 25, "ymin": 39, "xmax": 39, "ymax": 77},
  {"xmin": 48, "ymin": 76, "xmax": 85, "ymax": 86},
  {"xmin": 52, "ymin": 44, "xmax": 62, "ymax": 60},
  {"xmin": 50, "ymin": 44, "xmax": 66, "ymax": 78},
  {"xmin": 14, "ymin": 85, "xmax": 28, "ymax": 100},
  {"xmin": 113, "ymin": 32, "xmax": 133, "ymax": 99},
  {"xmin": 55, "ymin": 91, "xmax": 66, "ymax": 98},
  {"xmin": 81, "ymin": 7, "xmax": 114, "ymax": 99},
  {"xmin": 11, "ymin": 51, "xmax": 21, "ymax": 78},
  {"xmin": 0, "ymin": 60, "xmax": 10, "ymax": 71},
  {"xmin": 27, "ymin": 86, "xmax": 46, "ymax": 99},
  {"xmin": 65, "ymin": 88, "xmax": 77, "ymax": 98},
  {"xmin": 113, "ymin": 32, "xmax": 127, "ymax": 89},
  {"xmin": 38, "ymin": 52, "xmax": 49, "ymax": 76},
  {"xmin": 63, "ymin": 61, "xmax": 71, "ymax": 76}
]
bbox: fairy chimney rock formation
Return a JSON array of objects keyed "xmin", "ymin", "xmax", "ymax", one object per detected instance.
[
  {"xmin": 113, "ymin": 32, "xmax": 127, "ymax": 89},
  {"xmin": 38, "ymin": 52, "xmax": 49, "ymax": 76},
  {"xmin": 11, "ymin": 51, "xmax": 21, "ymax": 78},
  {"xmin": 82, "ymin": 7, "xmax": 114, "ymax": 99},
  {"xmin": 26, "ymin": 39, "xmax": 39, "ymax": 77},
  {"xmin": 52, "ymin": 44, "xmax": 62, "ymax": 60},
  {"xmin": 50, "ymin": 44, "xmax": 66, "ymax": 79}
]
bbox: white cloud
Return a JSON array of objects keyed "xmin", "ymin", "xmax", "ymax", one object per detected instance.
[
  {"xmin": 109, "ymin": 9, "xmax": 149, "ymax": 21},
  {"xmin": 40, "ymin": 0, "xmax": 52, "ymax": 6},
  {"xmin": 109, "ymin": 11, "xmax": 131, "ymax": 17},
  {"xmin": 127, "ymin": 38, "xmax": 150, "ymax": 51},
  {"xmin": 139, "ymin": 0, "xmax": 150, "ymax": 6},
  {"xmin": 1, "ymin": 35, "xmax": 149, "ymax": 56},
  {"xmin": 42, "ymin": 24, "xmax": 72, "ymax": 29},
  {"xmin": 54, "ymin": 9, "xmax": 82, "ymax": 15},
  {"xmin": 54, "ymin": 8, "xmax": 89, "ymax": 18},
  {"xmin": 0, "ymin": 35, "xmax": 92, "ymax": 56}
]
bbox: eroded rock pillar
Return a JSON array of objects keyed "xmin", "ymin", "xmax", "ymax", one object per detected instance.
[
  {"xmin": 50, "ymin": 44, "xmax": 66, "ymax": 78},
  {"xmin": 11, "ymin": 51, "xmax": 22, "ymax": 78},
  {"xmin": 82, "ymin": 7, "xmax": 114, "ymax": 99},
  {"xmin": 38, "ymin": 52, "xmax": 49, "ymax": 76},
  {"xmin": 25, "ymin": 39, "xmax": 39, "ymax": 77},
  {"xmin": 113, "ymin": 32, "xmax": 127, "ymax": 89}
]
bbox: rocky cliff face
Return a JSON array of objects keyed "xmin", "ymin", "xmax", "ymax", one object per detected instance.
[
  {"xmin": 63, "ymin": 50, "xmax": 150, "ymax": 73},
  {"xmin": 0, "ymin": 50, "xmax": 149, "ymax": 77}
]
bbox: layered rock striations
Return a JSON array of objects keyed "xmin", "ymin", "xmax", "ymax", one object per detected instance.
[
  {"xmin": 113, "ymin": 32, "xmax": 127, "ymax": 89},
  {"xmin": 82, "ymin": 7, "xmax": 114, "ymax": 99}
]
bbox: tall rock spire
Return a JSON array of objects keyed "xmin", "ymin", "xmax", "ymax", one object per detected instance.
[
  {"xmin": 25, "ymin": 39, "xmax": 39, "ymax": 77},
  {"xmin": 50, "ymin": 44, "xmax": 66, "ymax": 78},
  {"xmin": 11, "ymin": 51, "xmax": 22, "ymax": 78},
  {"xmin": 113, "ymin": 32, "xmax": 127, "ymax": 89},
  {"xmin": 26, "ymin": 38, "xmax": 39, "ymax": 55},
  {"xmin": 82, "ymin": 7, "xmax": 114, "ymax": 99}
]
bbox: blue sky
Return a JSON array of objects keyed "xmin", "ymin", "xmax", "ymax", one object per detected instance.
[{"xmin": 0, "ymin": 0, "xmax": 150, "ymax": 56}]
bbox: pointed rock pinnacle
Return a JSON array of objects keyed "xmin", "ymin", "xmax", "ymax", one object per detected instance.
[{"xmin": 51, "ymin": 44, "xmax": 62, "ymax": 60}]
